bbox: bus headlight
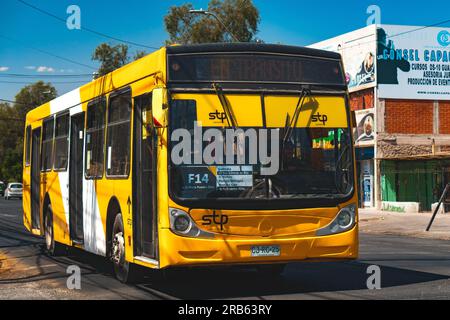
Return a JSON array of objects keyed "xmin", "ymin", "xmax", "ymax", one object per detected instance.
[
  {"xmin": 169, "ymin": 208, "xmax": 215, "ymax": 238},
  {"xmin": 174, "ymin": 215, "xmax": 191, "ymax": 233},
  {"xmin": 316, "ymin": 204, "xmax": 356, "ymax": 236}
]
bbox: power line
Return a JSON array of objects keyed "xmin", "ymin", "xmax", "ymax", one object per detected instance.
[
  {"xmin": 0, "ymin": 98, "xmax": 27, "ymax": 105},
  {"xmin": 0, "ymin": 80, "xmax": 87, "ymax": 84},
  {"xmin": 0, "ymin": 117, "xmax": 23, "ymax": 122},
  {"xmin": 17, "ymin": 0, "xmax": 159, "ymax": 50},
  {"xmin": 0, "ymin": 34, "xmax": 97, "ymax": 70},
  {"xmin": 338, "ymin": 19, "xmax": 450, "ymax": 51},
  {"xmin": 0, "ymin": 73, "xmax": 92, "ymax": 78}
]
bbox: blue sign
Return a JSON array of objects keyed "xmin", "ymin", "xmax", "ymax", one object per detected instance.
[{"xmin": 437, "ymin": 30, "xmax": 450, "ymax": 47}]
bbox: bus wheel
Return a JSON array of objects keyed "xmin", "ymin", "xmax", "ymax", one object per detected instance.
[
  {"xmin": 111, "ymin": 213, "xmax": 136, "ymax": 283},
  {"xmin": 44, "ymin": 204, "xmax": 65, "ymax": 256}
]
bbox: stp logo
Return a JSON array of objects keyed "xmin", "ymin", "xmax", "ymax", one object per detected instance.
[
  {"xmin": 311, "ymin": 112, "xmax": 328, "ymax": 125},
  {"xmin": 201, "ymin": 211, "xmax": 229, "ymax": 231},
  {"xmin": 209, "ymin": 110, "xmax": 227, "ymax": 123}
]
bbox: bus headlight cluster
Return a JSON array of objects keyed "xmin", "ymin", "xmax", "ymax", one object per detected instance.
[
  {"xmin": 169, "ymin": 208, "xmax": 214, "ymax": 238},
  {"xmin": 316, "ymin": 204, "xmax": 356, "ymax": 236}
]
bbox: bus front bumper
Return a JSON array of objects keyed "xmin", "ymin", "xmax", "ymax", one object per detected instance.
[{"xmin": 158, "ymin": 226, "xmax": 358, "ymax": 268}]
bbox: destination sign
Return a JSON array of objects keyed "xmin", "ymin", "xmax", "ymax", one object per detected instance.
[{"xmin": 168, "ymin": 53, "xmax": 344, "ymax": 85}]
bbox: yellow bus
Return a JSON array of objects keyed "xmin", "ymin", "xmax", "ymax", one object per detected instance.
[{"xmin": 23, "ymin": 43, "xmax": 358, "ymax": 282}]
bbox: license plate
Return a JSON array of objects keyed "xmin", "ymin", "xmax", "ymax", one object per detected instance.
[{"xmin": 251, "ymin": 245, "xmax": 280, "ymax": 257}]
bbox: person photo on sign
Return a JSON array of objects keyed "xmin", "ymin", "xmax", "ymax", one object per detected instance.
[
  {"xmin": 355, "ymin": 52, "xmax": 375, "ymax": 86},
  {"xmin": 355, "ymin": 114, "xmax": 374, "ymax": 143},
  {"xmin": 377, "ymin": 27, "xmax": 411, "ymax": 84}
]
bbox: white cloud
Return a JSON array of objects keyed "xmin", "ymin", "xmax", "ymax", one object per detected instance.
[
  {"xmin": 25, "ymin": 66, "xmax": 36, "ymax": 70},
  {"xmin": 0, "ymin": 66, "xmax": 9, "ymax": 72},
  {"xmin": 36, "ymin": 66, "xmax": 55, "ymax": 73}
]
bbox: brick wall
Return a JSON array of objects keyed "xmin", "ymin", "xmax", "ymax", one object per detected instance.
[
  {"xmin": 349, "ymin": 88, "xmax": 374, "ymax": 111},
  {"xmin": 439, "ymin": 101, "xmax": 450, "ymax": 134},
  {"xmin": 384, "ymin": 99, "xmax": 433, "ymax": 134}
]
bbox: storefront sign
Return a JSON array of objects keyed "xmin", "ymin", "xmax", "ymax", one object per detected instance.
[
  {"xmin": 308, "ymin": 25, "xmax": 377, "ymax": 92},
  {"xmin": 377, "ymin": 25, "xmax": 450, "ymax": 100}
]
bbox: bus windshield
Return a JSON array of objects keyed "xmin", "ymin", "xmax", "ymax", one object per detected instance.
[{"xmin": 168, "ymin": 94, "xmax": 354, "ymax": 204}]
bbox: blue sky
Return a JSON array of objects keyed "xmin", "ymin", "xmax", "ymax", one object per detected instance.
[{"xmin": 1, "ymin": 0, "xmax": 449, "ymax": 101}]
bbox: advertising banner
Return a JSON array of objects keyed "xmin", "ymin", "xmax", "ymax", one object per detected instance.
[
  {"xmin": 308, "ymin": 25, "xmax": 377, "ymax": 92},
  {"xmin": 354, "ymin": 108, "xmax": 375, "ymax": 147},
  {"xmin": 377, "ymin": 25, "xmax": 450, "ymax": 100}
]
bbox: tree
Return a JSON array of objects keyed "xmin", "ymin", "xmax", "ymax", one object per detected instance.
[
  {"xmin": 14, "ymin": 81, "xmax": 57, "ymax": 121},
  {"xmin": 92, "ymin": 43, "xmax": 148, "ymax": 77},
  {"xmin": 0, "ymin": 82, "xmax": 57, "ymax": 182},
  {"xmin": 164, "ymin": 0, "xmax": 260, "ymax": 45},
  {"xmin": 133, "ymin": 50, "xmax": 147, "ymax": 60}
]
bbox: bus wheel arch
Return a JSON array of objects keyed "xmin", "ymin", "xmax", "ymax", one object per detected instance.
[
  {"xmin": 43, "ymin": 194, "xmax": 64, "ymax": 255},
  {"xmin": 106, "ymin": 197, "xmax": 137, "ymax": 283},
  {"xmin": 106, "ymin": 197, "xmax": 121, "ymax": 258}
]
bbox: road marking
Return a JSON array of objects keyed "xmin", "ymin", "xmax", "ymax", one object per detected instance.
[{"xmin": 13, "ymin": 264, "xmax": 58, "ymax": 271}]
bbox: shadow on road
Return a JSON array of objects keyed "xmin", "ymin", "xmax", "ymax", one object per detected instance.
[
  {"xmin": 136, "ymin": 261, "xmax": 448, "ymax": 299},
  {"xmin": 45, "ymin": 246, "xmax": 449, "ymax": 299}
]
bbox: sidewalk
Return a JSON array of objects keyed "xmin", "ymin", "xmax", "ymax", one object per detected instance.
[{"xmin": 358, "ymin": 208, "xmax": 450, "ymax": 240}]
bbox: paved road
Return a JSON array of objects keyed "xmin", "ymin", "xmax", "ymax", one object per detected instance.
[{"xmin": 1, "ymin": 198, "xmax": 450, "ymax": 299}]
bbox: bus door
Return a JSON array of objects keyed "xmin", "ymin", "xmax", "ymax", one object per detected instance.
[
  {"xmin": 69, "ymin": 112, "xmax": 85, "ymax": 243},
  {"xmin": 31, "ymin": 127, "xmax": 41, "ymax": 230},
  {"xmin": 132, "ymin": 94, "xmax": 156, "ymax": 258}
]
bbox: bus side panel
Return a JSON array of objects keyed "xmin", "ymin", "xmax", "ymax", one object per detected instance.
[
  {"xmin": 48, "ymin": 88, "xmax": 81, "ymax": 246},
  {"xmin": 45, "ymin": 171, "xmax": 71, "ymax": 245},
  {"xmin": 23, "ymin": 131, "xmax": 32, "ymax": 232},
  {"xmin": 77, "ymin": 88, "xmax": 107, "ymax": 256}
]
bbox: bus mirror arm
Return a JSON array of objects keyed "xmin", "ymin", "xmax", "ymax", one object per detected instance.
[{"xmin": 152, "ymin": 88, "xmax": 168, "ymax": 128}]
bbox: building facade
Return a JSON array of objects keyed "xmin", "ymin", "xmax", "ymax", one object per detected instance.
[{"xmin": 310, "ymin": 24, "xmax": 450, "ymax": 212}]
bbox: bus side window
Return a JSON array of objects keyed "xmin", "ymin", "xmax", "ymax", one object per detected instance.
[
  {"xmin": 85, "ymin": 98, "xmax": 106, "ymax": 179},
  {"xmin": 25, "ymin": 125, "xmax": 31, "ymax": 166},
  {"xmin": 106, "ymin": 90, "xmax": 131, "ymax": 177},
  {"xmin": 41, "ymin": 117, "xmax": 54, "ymax": 172},
  {"xmin": 53, "ymin": 113, "xmax": 69, "ymax": 171}
]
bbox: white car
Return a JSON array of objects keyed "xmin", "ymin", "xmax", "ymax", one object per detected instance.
[{"xmin": 4, "ymin": 182, "xmax": 23, "ymax": 200}]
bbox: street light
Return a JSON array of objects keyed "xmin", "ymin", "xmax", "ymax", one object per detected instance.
[{"xmin": 189, "ymin": 9, "xmax": 240, "ymax": 42}]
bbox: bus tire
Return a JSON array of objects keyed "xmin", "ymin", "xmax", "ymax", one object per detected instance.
[
  {"xmin": 111, "ymin": 213, "xmax": 137, "ymax": 283},
  {"xmin": 44, "ymin": 204, "xmax": 65, "ymax": 256}
]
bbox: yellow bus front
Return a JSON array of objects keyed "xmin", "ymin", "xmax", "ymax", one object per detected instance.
[{"xmin": 156, "ymin": 45, "xmax": 358, "ymax": 268}]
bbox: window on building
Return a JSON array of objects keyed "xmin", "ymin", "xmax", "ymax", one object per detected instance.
[
  {"xmin": 85, "ymin": 98, "xmax": 106, "ymax": 178},
  {"xmin": 25, "ymin": 125, "xmax": 31, "ymax": 166},
  {"xmin": 41, "ymin": 117, "xmax": 54, "ymax": 171},
  {"xmin": 106, "ymin": 91, "xmax": 131, "ymax": 177},
  {"xmin": 53, "ymin": 113, "xmax": 69, "ymax": 171}
]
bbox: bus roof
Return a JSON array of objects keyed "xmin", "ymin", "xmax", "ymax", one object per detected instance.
[
  {"xmin": 166, "ymin": 43, "xmax": 341, "ymax": 60},
  {"xmin": 26, "ymin": 43, "xmax": 342, "ymax": 123}
]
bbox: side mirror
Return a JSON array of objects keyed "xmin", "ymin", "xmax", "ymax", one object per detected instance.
[
  {"xmin": 152, "ymin": 88, "xmax": 168, "ymax": 128},
  {"xmin": 350, "ymin": 110, "xmax": 357, "ymax": 129}
]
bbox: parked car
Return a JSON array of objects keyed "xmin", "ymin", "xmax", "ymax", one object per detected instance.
[
  {"xmin": 4, "ymin": 182, "xmax": 23, "ymax": 200},
  {"xmin": 0, "ymin": 181, "xmax": 5, "ymax": 197}
]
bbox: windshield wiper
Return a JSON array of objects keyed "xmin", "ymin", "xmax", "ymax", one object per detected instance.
[
  {"xmin": 212, "ymin": 83, "xmax": 238, "ymax": 129},
  {"xmin": 282, "ymin": 88, "xmax": 311, "ymax": 145}
]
